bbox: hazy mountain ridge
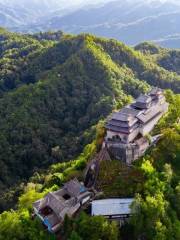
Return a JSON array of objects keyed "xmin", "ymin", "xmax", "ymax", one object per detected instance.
[
  {"xmin": 38, "ymin": 0, "xmax": 180, "ymax": 47},
  {"xmin": 0, "ymin": 3, "xmax": 33, "ymax": 27},
  {"xmin": 0, "ymin": 0, "xmax": 180, "ymax": 47}
]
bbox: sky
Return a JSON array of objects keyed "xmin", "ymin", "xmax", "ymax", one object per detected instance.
[
  {"xmin": 0, "ymin": 0, "xmax": 178, "ymax": 5},
  {"xmin": 0, "ymin": 0, "xmax": 179, "ymax": 9},
  {"xmin": 0, "ymin": 0, "xmax": 111, "ymax": 5},
  {"xmin": 0, "ymin": 0, "xmax": 112, "ymax": 9}
]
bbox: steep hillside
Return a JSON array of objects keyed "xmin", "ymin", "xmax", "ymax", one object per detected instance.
[
  {"xmin": 135, "ymin": 41, "xmax": 180, "ymax": 74},
  {"xmin": 157, "ymin": 49, "xmax": 180, "ymax": 74},
  {"xmin": 0, "ymin": 29, "xmax": 179, "ymax": 199},
  {"xmin": 0, "ymin": 29, "xmax": 179, "ymax": 239},
  {"xmin": 0, "ymin": 91, "xmax": 179, "ymax": 240}
]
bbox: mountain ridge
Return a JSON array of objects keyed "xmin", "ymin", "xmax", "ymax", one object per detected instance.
[
  {"xmin": 0, "ymin": 28, "xmax": 179, "ymax": 206},
  {"xmin": 0, "ymin": 0, "xmax": 179, "ymax": 48}
]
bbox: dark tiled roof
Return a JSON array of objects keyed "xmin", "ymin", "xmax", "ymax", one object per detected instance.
[
  {"xmin": 135, "ymin": 95, "xmax": 152, "ymax": 104},
  {"xmin": 120, "ymin": 107, "xmax": 141, "ymax": 117},
  {"xmin": 64, "ymin": 179, "xmax": 86, "ymax": 197},
  {"xmin": 106, "ymin": 88, "xmax": 167, "ymax": 133},
  {"xmin": 137, "ymin": 105, "xmax": 162, "ymax": 123},
  {"xmin": 33, "ymin": 179, "xmax": 88, "ymax": 219},
  {"xmin": 33, "ymin": 192, "xmax": 65, "ymax": 218},
  {"xmin": 106, "ymin": 123, "xmax": 139, "ymax": 133},
  {"xmin": 45, "ymin": 193, "xmax": 65, "ymax": 216},
  {"xmin": 110, "ymin": 107, "xmax": 141, "ymax": 123},
  {"xmin": 149, "ymin": 87, "xmax": 162, "ymax": 96},
  {"xmin": 107, "ymin": 119, "xmax": 130, "ymax": 127},
  {"xmin": 106, "ymin": 125, "xmax": 129, "ymax": 134}
]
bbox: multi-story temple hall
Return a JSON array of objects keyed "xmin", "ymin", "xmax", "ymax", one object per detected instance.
[{"xmin": 105, "ymin": 88, "xmax": 168, "ymax": 165}]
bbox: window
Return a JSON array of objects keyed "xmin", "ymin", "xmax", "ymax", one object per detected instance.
[{"xmin": 112, "ymin": 135, "xmax": 121, "ymax": 141}]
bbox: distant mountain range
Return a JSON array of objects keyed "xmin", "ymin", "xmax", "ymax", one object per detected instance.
[{"xmin": 0, "ymin": 0, "xmax": 180, "ymax": 48}]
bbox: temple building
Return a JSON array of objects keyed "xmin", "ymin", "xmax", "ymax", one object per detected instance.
[
  {"xmin": 105, "ymin": 88, "xmax": 168, "ymax": 165},
  {"xmin": 33, "ymin": 179, "xmax": 92, "ymax": 233}
]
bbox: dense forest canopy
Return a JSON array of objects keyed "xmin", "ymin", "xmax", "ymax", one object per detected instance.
[
  {"xmin": 0, "ymin": 28, "xmax": 179, "ymax": 220},
  {"xmin": 0, "ymin": 91, "xmax": 179, "ymax": 240}
]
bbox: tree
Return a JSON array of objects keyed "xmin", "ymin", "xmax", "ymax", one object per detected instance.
[
  {"xmin": 68, "ymin": 231, "xmax": 82, "ymax": 240},
  {"xmin": 63, "ymin": 212, "xmax": 119, "ymax": 240}
]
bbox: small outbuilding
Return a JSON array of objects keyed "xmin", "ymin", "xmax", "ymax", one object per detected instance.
[
  {"xmin": 91, "ymin": 198, "xmax": 134, "ymax": 222},
  {"xmin": 33, "ymin": 178, "xmax": 92, "ymax": 233}
]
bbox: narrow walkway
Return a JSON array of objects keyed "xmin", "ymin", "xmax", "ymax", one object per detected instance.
[{"xmin": 84, "ymin": 146, "xmax": 111, "ymax": 188}]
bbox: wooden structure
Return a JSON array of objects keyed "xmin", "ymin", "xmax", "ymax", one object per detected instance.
[{"xmin": 33, "ymin": 179, "xmax": 92, "ymax": 233}]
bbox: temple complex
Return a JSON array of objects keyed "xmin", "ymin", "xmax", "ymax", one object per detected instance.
[
  {"xmin": 105, "ymin": 88, "xmax": 168, "ymax": 165},
  {"xmin": 33, "ymin": 88, "xmax": 169, "ymax": 233}
]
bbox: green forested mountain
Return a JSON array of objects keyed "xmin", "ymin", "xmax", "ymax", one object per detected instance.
[
  {"xmin": 0, "ymin": 28, "xmax": 180, "ymax": 206},
  {"xmin": 0, "ymin": 91, "xmax": 179, "ymax": 240},
  {"xmin": 0, "ymin": 28, "xmax": 180, "ymax": 239},
  {"xmin": 135, "ymin": 41, "xmax": 180, "ymax": 75}
]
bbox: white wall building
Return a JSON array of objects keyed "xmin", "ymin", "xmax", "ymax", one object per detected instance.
[{"xmin": 105, "ymin": 88, "xmax": 169, "ymax": 164}]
